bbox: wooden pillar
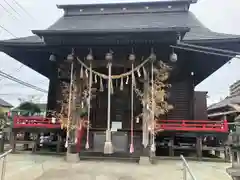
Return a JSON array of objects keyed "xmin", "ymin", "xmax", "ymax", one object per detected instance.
[
  {"xmin": 56, "ymin": 133, "xmax": 61, "ymax": 153},
  {"xmin": 214, "ymin": 150, "xmax": 221, "ymax": 157},
  {"xmin": 196, "ymin": 136, "xmax": 202, "ymax": 160},
  {"xmin": 224, "ymin": 146, "xmax": 231, "ymax": 162},
  {"xmin": 47, "ymin": 62, "xmax": 58, "ymax": 111},
  {"xmin": 23, "ymin": 132, "xmax": 29, "ymax": 150},
  {"xmin": 68, "ymin": 59, "xmax": 82, "ymax": 153},
  {"xmin": 169, "ymin": 136, "xmax": 174, "ymax": 157},
  {"xmin": 0, "ymin": 132, "xmax": 5, "ymax": 153},
  {"xmin": 10, "ymin": 131, "xmax": 16, "ymax": 153}
]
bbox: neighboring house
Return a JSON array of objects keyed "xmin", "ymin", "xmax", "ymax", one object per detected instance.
[
  {"xmin": 35, "ymin": 103, "xmax": 47, "ymax": 113},
  {"xmin": 0, "ymin": 98, "xmax": 13, "ymax": 113},
  {"xmin": 12, "ymin": 103, "xmax": 47, "ymax": 116}
]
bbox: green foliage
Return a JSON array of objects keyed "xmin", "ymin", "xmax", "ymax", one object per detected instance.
[{"xmin": 18, "ymin": 102, "xmax": 41, "ymax": 115}]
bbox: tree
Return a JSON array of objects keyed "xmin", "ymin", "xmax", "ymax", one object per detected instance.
[
  {"xmin": 135, "ymin": 60, "xmax": 173, "ymax": 133},
  {"xmin": 18, "ymin": 102, "xmax": 41, "ymax": 115}
]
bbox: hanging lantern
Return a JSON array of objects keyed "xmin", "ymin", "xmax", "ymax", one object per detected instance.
[
  {"xmin": 66, "ymin": 48, "xmax": 75, "ymax": 63},
  {"xmin": 49, "ymin": 54, "xmax": 56, "ymax": 62},
  {"xmin": 105, "ymin": 52, "xmax": 113, "ymax": 62},
  {"xmin": 170, "ymin": 52, "xmax": 177, "ymax": 62},
  {"xmin": 129, "ymin": 53, "xmax": 136, "ymax": 62},
  {"xmin": 86, "ymin": 49, "xmax": 94, "ymax": 61},
  {"xmin": 170, "ymin": 48, "xmax": 178, "ymax": 62},
  {"xmin": 150, "ymin": 49, "xmax": 156, "ymax": 62},
  {"xmin": 67, "ymin": 53, "xmax": 74, "ymax": 62}
]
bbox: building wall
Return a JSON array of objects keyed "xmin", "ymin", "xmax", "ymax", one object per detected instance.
[
  {"xmin": 230, "ymin": 80, "xmax": 240, "ymax": 96},
  {"xmin": 0, "ymin": 106, "xmax": 11, "ymax": 113}
]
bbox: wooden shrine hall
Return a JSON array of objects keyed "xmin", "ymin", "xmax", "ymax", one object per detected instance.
[{"xmin": 0, "ymin": 0, "xmax": 240, "ymax": 162}]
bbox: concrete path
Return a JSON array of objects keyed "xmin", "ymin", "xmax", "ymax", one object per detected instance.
[{"xmin": 1, "ymin": 154, "xmax": 232, "ymax": 180}]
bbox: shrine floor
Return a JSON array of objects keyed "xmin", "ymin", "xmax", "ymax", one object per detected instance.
[{"xmin": 3, "ymin": 153, "xmax": 232, "ymax": 180}]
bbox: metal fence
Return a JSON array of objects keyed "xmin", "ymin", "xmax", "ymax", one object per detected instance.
[
  {"xmin": 180, "ymin": 155, "xmax": 197, "ymax": 180},
  {"xmin": 0, "ymin": 149, "xmax": 12, "ymax": 180}
]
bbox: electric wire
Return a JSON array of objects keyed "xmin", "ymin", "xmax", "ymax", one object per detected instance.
[
  {"xmin": 0, "ymin": 64, "xmax": 24, "ymax": 82},
  {"xmin": 3, "ymin": 0, "xmax": 21, "ymax": 17},
  {"xmin": 178, "ymin": 42, "xmax": 240, "ymax": 56},
  {"xmin": 171, "ymin": 45, "xmax": 240, "ymax": 60},
  {"xmin": 11, "ymin": 0, "xmax": 35, "ymax": 20},
  {"xmin": 0, "ymin": 70, "xmax": 48, "ymax": 93},
  {"xmin": 0, "ymin": 24, "xmax": 17, "ymax": 38},
  {"xmin": 0, "ymin": 3, "xmax": 18, "ymax": 20}
]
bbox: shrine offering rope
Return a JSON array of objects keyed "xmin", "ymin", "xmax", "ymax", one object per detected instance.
[{"xmin": 76, "ymin": 56, "xmax": 151, "ymax": 79}]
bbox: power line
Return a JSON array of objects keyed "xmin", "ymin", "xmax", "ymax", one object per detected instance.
[
  {"xmin": 2, "ymin": 0, "xmax": 21, "ymax": 17},
  {"xmin": 178, "ymin": 42, "xmax": 240, "ymax": 56},
  {"xmin": 0, "ymin": 64, "xmax": 24, "ymax": 83},
  {"xmin": 0, "ymin": 3, "xmax": 18, "ymax": 20},
  {"xmin": 0, "ymin": 24, "xmax": 17, "ymax": 38},
  {"xmin": 171, "ymin": 45, "xmax": 240, "ymax": 60},
  {"xmin": 0, "ymin": 70, "xmax": 48, "ymax": 93},
  {"xmin": 11, "ymin": 0, "xmax": 35, "ymax": 20}
]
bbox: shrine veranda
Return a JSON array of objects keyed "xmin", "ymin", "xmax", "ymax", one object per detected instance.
[{"xmin": 0, "ymin": 1, "xmax": 240, "ymax": 162}]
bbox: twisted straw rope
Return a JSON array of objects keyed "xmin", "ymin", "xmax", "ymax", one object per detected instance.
[{"xmin": 76, "ymin": 56, "xmax": 151, "ymax": 79}]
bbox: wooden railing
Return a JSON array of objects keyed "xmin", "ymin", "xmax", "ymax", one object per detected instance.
[
  {"xmin": 13, "ymin": 116, "xmax": 61, "ymax": 129},
  {"xmin": 155, "ymin": 120, "xmax": 228, "ymax": 132},
  {"xmin": 13, "ymin": 116, "xmax": 228, "ymax": 133}
]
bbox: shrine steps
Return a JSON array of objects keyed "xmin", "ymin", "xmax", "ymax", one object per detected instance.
[{"xmin": 79, "ymin": 151, "xmax": 140, "ymax": 163}]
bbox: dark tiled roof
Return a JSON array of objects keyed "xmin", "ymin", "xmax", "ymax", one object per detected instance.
[
  {"xmin": 207, "ymin": 95, "xmax": 240, "ymax": 111},
  {"xmin": 0, "ymin": 35, "xmax": 43, "ymax": 45},
  {"xmin": 44, "ymin": 11, "xmax": 238, "ymax": 41},
  {"xmin": 1, "ymin": 12, "xmax": 239, "ymax": 46},
  {"xmin": 0, "ymin": 98, "xmax": 13, "ymax": 108}
]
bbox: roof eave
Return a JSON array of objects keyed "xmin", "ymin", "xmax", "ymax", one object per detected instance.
[
  {"xmin": 32, "ymin": 27, "xmax": 190, "ymax": 36},
  {"xmin": 56, "ymin": 0, "xmax": 195, "ymax": 9},
  {"xmin": 183, "ymin": 37, "xmax": 240, "ymax": 44}
]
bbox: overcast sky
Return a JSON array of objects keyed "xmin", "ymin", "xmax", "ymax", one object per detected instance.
[{"xmin": 0, "ymin": 0, "xmax": 239, "ymax": 107}]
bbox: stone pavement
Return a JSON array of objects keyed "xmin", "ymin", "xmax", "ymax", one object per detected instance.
[{"xmin": 2, "ymin": 154, "xmax": 233, "ymax": 180}]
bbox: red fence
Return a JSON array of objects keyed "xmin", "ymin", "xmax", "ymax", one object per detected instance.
[
  {"xmin": 13, "ymin": 116, "xmax": 229, "ymax": 133},
  {"xmin": 155, "ymin": 120, "xmax": 228, "ymax": 132},
  {"xmin": 13, "ymin": 116, "xmax": 61, "ymax": 129}
]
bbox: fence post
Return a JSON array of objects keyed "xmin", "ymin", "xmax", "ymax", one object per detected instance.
[
  {"xmin": 1, "ymin": 157, "xmax": 6, "ymax": 180},
  {"xmin": 183, "ymin": 162, "xmax": 187, "ymax": 180}
]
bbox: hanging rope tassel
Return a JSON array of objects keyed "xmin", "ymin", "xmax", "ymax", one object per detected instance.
[
  {"xmin": 143, "ymin": 67, "xmax": 147, "ymax": 80},
  {"xmin": 85, "ymin": 69, "xmax": 88, "ymax": 78},
  {"xmin": 125, "ymin": 75, "xmax": 129, "ymax": 84},
  {"xmin": 110, "ymin": 79, "xmax": 114, "ymax": 94},
  {"xmin": 130, "ymin": 62, "xmax": 135, "ymax": 154},
  {"xmin": 85, "ymin": 61, "xmax": 93, "ymax": 150},
  {"xmin": 65, "ymin": 62, "xmax": 74, "ymax": 149},
  {"xmin": 137, "ymin": 68, "xmax": 141, "ymax": 77},
  {"xmin": 94, "ymin": 74, "xmax": 98, "ymax": 83},
  {"xmin": 80, "ymin": 65, "xmax": 83, "ymax": 78},
  {"xmin": 99, "ymin": 77, "xmax": 104, "ymax": 92},
  {"xmin": 120, "ymin": 77, "xmax": 124, "ymax": 91}
]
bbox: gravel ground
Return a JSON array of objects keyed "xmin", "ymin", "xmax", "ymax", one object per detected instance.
[{"xmin": 1, "ymin": 154, "xmax": 233, "ymax": 180}]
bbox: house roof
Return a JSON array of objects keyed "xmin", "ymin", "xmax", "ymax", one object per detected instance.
[
  {"xmin": 0, "ymin": 98, "xmax": 13, "ymax": 108},
  {"xmin": 208, "ymin": 95, "xmax": 240, "ymax": 111}
]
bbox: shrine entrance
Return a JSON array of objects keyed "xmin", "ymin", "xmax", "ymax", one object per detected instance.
[{"xmin": 91, "ymin": 67, "xmax": 142, "ymax": 131}]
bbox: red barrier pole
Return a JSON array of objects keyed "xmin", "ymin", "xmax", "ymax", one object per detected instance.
[{"xmin": 223, "ymin": 119, "xmax": 229, "ymax": 132}]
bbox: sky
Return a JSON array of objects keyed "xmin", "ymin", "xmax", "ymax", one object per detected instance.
[{"xmin": 0, "ymin": 0, "xmax": 239, "ymax": 107}]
